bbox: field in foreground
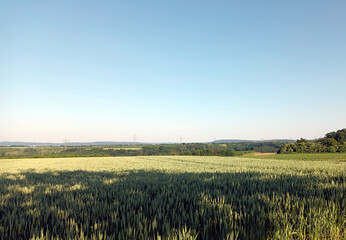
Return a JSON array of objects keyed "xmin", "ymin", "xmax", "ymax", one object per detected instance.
[{"xmin": 0, "ymin": 155, "xmax": 345, "ymax": 239}]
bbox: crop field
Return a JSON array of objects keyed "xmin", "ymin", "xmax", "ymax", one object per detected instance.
[
  {"xmin": 0, "ymin": 155, "xmax": 345, "ymax": 239},
  {"xmin": 244, "ymin": 152, "xmax": 346, "ymax": 161}
]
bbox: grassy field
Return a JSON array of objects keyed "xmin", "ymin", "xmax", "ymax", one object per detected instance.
[
  {"xmin": 0, "ymin": 155, "xmax": 345, "ymax": 239},
  {"xmin": 102, "ymin": 147, "xmax": 142, "ymax": 150},
  {"xmin": 243, "ymin": 152, "xmax": 346, "ymax": 161}
]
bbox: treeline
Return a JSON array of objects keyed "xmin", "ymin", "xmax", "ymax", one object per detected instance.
[
  {"xmin": 278, "ymin": 129, "xmax": 346, "ymax": 154},
  {"xmin": 0, "ymin": 144, "xmax": 247, "ymax": 158},
  {"xmin": 0, "ymin": 141, "xmax": 286, "ymax": 159},
  {"xmin": 224, "ymin": 142, "xmax": 282, "ymax": 153},
  {"xmin": 0, "ymin": 147, "xmax": 140, "ymax": 159},
  {"xmin": 142, "ymin": 143, "xmax": 245, "ymax": 156},
  {"xmin": 142, "ymin": 142, "xmax": 282, "ymax": 156}
]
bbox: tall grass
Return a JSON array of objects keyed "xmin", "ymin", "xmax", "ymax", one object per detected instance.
[{"xmin": 0, "ymin": 156, "xmax": 345, "ymax": 239}]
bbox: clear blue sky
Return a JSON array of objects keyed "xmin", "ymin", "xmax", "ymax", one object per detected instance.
[{"xmin": 1, "ymin": 0, "xmax": 345, "ymax": 142}]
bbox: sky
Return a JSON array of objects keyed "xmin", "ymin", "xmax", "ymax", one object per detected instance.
[{"xmin": 1, "ymin": 0, "xmax": 346, "ymax": 143}]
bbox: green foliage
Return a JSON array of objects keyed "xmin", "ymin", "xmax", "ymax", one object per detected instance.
[
  {"xmin": 327, "ymin": 146, "xmax": 336, "ymax": 153},
  {"xmin": 225, "ymin": 142, "xmax": 283, "ymax": 153},
  {"xmin": 0, "ymin": 142, "xmax": 286, "ymax": 159},
  {"xmin": 325, "ymin": 129, "xmax": 346, "ymax": 144},
  {"xmin": 338, "ymin": 146, "xmax": 346, "ymax": 153},
  {"xmin": 296, "ymin": 138, "xmax": 307, "ymax": 143},
  {"xmin": 141, "ymin": 143, "xmax": 250, "ymax": 156},
  {"xmin": 0, "ymin": 156, "xmax": 345, "ymax": 239},
  {"xmin": 278, "ymin": 128, "xmax": 346, "ymax": 154},
  {"xmin": 321, "ymin": 138, "xmax": 339, "ymax": 147}
]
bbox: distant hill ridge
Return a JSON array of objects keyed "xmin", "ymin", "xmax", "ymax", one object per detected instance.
[
  {"xmin": 0, "ymin": 141, "xmax": 147, "ymax": 146},
  {"xmin": 0, "ymin": 139, "xmax": 295, "ymax": 146},
  {"xmin": 211, "ymin": 139, "xmax": 295, "ymax": 143}
]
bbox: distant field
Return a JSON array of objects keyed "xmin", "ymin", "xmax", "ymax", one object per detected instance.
[
  {"xmin": 244, "ymin": 152, "xmax": 346, "ymax": 161},
  {"xmin": 103, "ymin": 147, "xmax": 141, "ymax": 150},
  {"xmin": 0, "ymin": 156, "xmax": 345, "ymax": 239}
]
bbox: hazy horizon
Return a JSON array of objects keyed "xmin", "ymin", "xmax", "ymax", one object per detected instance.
[
  {"xmin": 0, "ymin": 130, "xmax": 338, "ymax": 144},
  {"xmin": 1, "ymin": 1, "xmax": 346, "ymax": 143}
]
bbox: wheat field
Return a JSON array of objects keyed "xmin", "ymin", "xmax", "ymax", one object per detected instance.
[{"xmin": 1, "ymin": 156, "xmax": 345, "ymax": 239}]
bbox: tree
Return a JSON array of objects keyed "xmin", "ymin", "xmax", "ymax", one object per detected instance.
[
  {"xmin": 338, "ymin": 145, "xmax": 346, "ymax": 153},
  {"xmin": 327, "ymin": 146, "xmax": 336, "ymax": 153},
  {"xmin": 321, "ymin": 138, "xmax": 338, "ymax": 147}
]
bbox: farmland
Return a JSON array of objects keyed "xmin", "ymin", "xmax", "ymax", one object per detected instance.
[
  {"xmin": 0, "ymin": 155, "xmax": 345, "ymax": 239},
  {"xmin": 0, "ymin": 141, "xmax": 285, "ymax": 159},
  {"xmin": 243, "ymin": 152, "xmax": 346, "ymax": 161}
]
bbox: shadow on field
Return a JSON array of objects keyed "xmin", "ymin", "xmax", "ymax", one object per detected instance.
[{"xmin": 0, "ymin": 170, "xmax": 344, "ymax": 240}]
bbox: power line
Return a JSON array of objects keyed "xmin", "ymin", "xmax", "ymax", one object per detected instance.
[
  {"xmin": 63, "ymin": 138, "xmax": 68, "ymax": 150},
  {"xmin": 133, "ymin": 135, "xmax": 137, "ymax": 143}
]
